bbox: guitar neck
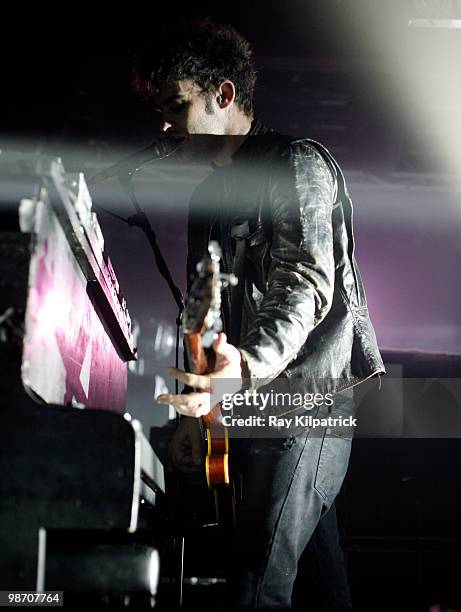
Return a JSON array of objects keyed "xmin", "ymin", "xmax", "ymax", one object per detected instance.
[
  {"xmin": 184, "ymin": 332, "xmax": 208, "ymax": 376},
  {"xmin": 183, "ymin": 333, "xmax": 221, "ymax": 431}
]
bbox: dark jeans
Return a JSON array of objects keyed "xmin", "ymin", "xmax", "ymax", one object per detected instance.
[{"xmin": 227, "ymin": 390, "xmax": 354, "ymax": 609}]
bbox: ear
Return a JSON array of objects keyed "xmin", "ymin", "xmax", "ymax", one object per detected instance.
[{"xmin": 217, "ymin": 80, "xmax": 236, "ymax": 109}]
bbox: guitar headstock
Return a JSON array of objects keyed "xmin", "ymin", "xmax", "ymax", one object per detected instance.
[{"xmin": 183, "ymin": 241, "xmax": 237, "ymax": 348}]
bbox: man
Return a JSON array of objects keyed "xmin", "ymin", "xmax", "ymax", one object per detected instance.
[{"xmin": 133, "ymin": 18, "xmax": 385, "ymax": 608}]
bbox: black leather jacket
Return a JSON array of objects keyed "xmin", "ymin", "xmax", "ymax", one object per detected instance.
[{"xmin": 187, "ymin": 120, "xmax": 386, "ymax": 398}]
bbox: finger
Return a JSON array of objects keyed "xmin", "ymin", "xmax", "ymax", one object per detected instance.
[
  {"xmin": 156, "ymin": 391, "xmax": 209, "ymax": 409},
  {"xmin": 166, "ymin": 367, "xmax": 211, "ymax": 391},
  {"xmin": 157, "ymin": 392, "xmax": 211, "ymax": 417},
  {"xmin": 212, "ymin": 332, "xmax": 227, "ymax": 353},
  {"xmin": 175, "ymin": 402, "xmax": 211, "ymax": 418}
]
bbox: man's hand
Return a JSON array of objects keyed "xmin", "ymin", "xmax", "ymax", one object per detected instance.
[{"xmin": 156, "ymin": 332, "xmax": 243, "ymax": 417}]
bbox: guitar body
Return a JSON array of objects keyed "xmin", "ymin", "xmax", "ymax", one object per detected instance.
[
  {"xmin": 184, "ymin": 336, "xmax": 236, "ymax": 529},
  {"xmin": 203, "ymin": 406, "xmax": 229, "ymax": 487}
]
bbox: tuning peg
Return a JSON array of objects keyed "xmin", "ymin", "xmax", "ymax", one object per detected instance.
[
  {"xmin": 219, "ymin": 272, "xmax": 238, "ymax": 288},
  {"xmin": 208, "ymin": 240, "xmax": 222, "ymax": 261}
]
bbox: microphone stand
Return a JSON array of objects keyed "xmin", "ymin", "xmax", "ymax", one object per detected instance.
[
  {"xmin": 117, "ymin": 171, "xmax": 184, "ymax": 317},
  {"xmin": 115, "ymin": 171, "xmax": 184, "ymax": 401}
]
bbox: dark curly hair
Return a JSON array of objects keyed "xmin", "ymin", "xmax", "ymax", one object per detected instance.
[{"xmin": 131, "ymin": 18, "xmax": 257, "ymax": 116}]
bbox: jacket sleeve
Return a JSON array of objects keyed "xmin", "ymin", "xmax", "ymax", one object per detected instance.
[{"xmin": 238, "ymin": 140, "xmax": 337, "ymax": 387}]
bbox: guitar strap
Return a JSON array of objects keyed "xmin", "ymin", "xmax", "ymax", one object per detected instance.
[{"xmin": 229, "ymin": 221, "xmax": 248, "ymax": 347}]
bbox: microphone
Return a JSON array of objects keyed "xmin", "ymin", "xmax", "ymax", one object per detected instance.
[{"xmin": 88, "ymin": 135, "xmax": 179, "ymax": 185}]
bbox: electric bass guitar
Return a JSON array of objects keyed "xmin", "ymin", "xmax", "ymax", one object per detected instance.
[{"xmin": 182, "ymin": 241, "xmax": 238, "ymax": 528}]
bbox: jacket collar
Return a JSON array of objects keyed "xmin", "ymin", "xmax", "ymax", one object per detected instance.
[
  {"xmin": 247, "ymin": 117, "xmax": 272, "ymax": 136},
  {"xmin": 230, "ymin": 118, "xmax": 273, "ymax": 164}
]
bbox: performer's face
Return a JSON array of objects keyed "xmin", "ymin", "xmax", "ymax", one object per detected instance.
[{"xmin": 153, "ymin": 79, "xmax": 227, "ymax": 160}]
